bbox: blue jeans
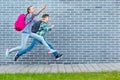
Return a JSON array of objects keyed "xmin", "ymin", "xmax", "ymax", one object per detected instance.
[
  {"xmin": 9, "ymin": 33, "xmax": 53, "ymax": 53},
  {"xmin": 17, "ymin": 39, "xmax": 59, "ymax": 57}
]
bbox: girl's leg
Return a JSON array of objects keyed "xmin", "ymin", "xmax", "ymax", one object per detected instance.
[
  {"xmin": 30, "ymin": 33, "xmax": 56, "ymax": 53},
  {"xmin": 14, "ymin": 39, "xmax": 40, "ymax": 61},
  {"xmin": 6, "ymin": 33, "xmax": 29, "ymax": 56},
  {"xmin": 45, "ymin": 40, "xmax": 59, "ymax": 57}
]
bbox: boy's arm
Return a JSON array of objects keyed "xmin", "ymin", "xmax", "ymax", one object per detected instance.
[
  {"xmin": 45, "ymin": 25, "xmax": 56, "ymax": 31},
  {"xmin": 40, "ymin": 23, "xmax": 52, "ymax": 31},
  {"xmin": 46, "ymin": 27, "xmax": 52, "ymax": 31},
  {"xmin": 45, "ymin": 25, "xmax": 52, "ymax": 31}
]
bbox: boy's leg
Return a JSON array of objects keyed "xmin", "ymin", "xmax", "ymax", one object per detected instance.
[
  {"xmin": 17, "ymin": 39, "xmax": 39, "ymax": 56},
  {"xmin": 45, "ymin": 39, "xmax": 63, "ymax": 60},
  {"xmin": 45, "ymin": 40, "xmax": 58, "ymax": 57},
  {"xmin": 30, "ymin": 33, "xmax": 56, "ymax": 53},
  {"xmin": 14, "ymin": 39, "xmax": 40, "ymax": 61}
]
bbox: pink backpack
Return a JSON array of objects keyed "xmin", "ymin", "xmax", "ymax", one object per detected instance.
[{"xmin": 14, "ymin": 14, "xmax": 33, "ymax": 31}]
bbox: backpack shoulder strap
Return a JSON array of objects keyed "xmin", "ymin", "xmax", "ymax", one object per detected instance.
[
  {"xmin": 25, "ymin": 14, "xmax": 34, "ymax": 26},
  {"xmin": 25, "ymin": 17, "xmax": 34, "ymax": 26}
]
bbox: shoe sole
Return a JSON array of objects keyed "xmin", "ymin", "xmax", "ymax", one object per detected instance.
[
  {"xmin": 56, "ymin": 55, "xmax": 63, "ymax": 60},
  {"xmin": 14, "ymin": 52, "xmax": 18, "ymax": 61}
]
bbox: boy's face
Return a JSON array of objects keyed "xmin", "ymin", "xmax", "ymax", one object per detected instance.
[{"xmin": 45, "ymin": 16, "xmax": 49, "ymax": 23}]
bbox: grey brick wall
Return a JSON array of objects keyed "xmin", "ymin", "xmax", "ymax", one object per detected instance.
[{"xmin": 0, "ymin": 0, "xmax": 120, "ymax": 65}]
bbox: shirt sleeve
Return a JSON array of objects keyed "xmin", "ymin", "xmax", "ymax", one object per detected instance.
[
  {"xmin": 45, "ymin": 26, "xmax": 52, "ymax": 31},
  {"xmin": 26, "ymin": 14, "xmax": 37, "ymax": 20},
  {"xmin": 40, "ymin": 22, "xmax": 52, "ymax": 31},
  {"xmin": 32, "ymin": 14, "xmax": 38, "ymax": 17}
]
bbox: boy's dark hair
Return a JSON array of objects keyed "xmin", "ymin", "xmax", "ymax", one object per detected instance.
[{"xmin": 42, "ymin": 14, "xmax": 49, "ymax": 18}]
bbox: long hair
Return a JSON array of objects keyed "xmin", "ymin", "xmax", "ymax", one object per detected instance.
[{"xmin": 25, "ymin": 5, "xmax": 33, "ymax": 20}]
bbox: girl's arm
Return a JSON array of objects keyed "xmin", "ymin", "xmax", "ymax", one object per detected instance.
[{"xmin": 36, "ymin": 5, "xmax": 46, "ymax": 15}]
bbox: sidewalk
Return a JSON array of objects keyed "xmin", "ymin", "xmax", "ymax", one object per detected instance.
[{"xmin": 0, "ymin": 63, "xmax": 120, "ymax": 73}]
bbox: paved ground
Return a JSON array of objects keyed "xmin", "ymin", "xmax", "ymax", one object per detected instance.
[{"xmin": 0, "ymin": 63, "xmax": 120, "ymax": 73}]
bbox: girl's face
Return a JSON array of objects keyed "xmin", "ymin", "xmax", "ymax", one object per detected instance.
[{"xmin": 29, "ymin": 6, "xmax": 35, "ymax": 14}]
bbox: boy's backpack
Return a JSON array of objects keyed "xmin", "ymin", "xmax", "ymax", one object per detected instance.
[
  {"xmin": 14, "ymin": 14, "xmax": 33, "ymax": 31},
  {"xmin": 31, "ymin": 20, "xmax": 43, "ymax": 33}
]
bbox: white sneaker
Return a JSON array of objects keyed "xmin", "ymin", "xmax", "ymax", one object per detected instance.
[
  {"xmin": 5, "ymin": 49, "xmax": 10, "ymax": 57},
  {"xmin": 48, "ymin": 49, "xmax": 57, "ymax": 54}
]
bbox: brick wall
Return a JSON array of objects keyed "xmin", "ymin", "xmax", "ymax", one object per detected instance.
[{"xmin": 0, "ymin": 0, "xmax": 120, "ymax": 65}]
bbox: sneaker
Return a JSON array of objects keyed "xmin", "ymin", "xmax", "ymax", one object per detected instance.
[
  {"xmin": 5, "ymin": 49, "xmax": 10, "ymax": 57},
  {"xmin": 48, "ymin": 49, "xmax": 57, "ymax": 54},
  {"xmin": 55, "ymin": 54, "xmax": 63, "ymax": 60},
  {"xmin": 14, "ymin": 54, "xmax": 20, "ymax": 61}
]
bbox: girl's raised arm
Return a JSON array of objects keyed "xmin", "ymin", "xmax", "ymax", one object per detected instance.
[{"xmin": 36, "ymin": 5, "xmax": 47, "ymax": 15}]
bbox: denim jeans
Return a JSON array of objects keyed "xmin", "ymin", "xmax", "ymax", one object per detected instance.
[
  {"xmin": 17, "ymin": 39, "xmax": 59, "ymax": 57},
  {"xmin": 9, "ymin": 32, "xmax": 52, "ymax": 53}
]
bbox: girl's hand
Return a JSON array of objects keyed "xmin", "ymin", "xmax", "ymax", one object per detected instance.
[
  {"xmin": 37, "ymin": 5, "xmax": 47, "ymax": 15},
  {"xmin": 42, "ymin": 5, "xmax": 47, "ymax": 10},
  {"xmin": 50, "ymin": 25, "xmax": 55, "ymax": 28}
]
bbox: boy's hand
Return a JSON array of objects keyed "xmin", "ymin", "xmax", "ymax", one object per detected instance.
[{"xmin": 50, "ymin": 25, "xmax": 55, "ymax": 28}]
